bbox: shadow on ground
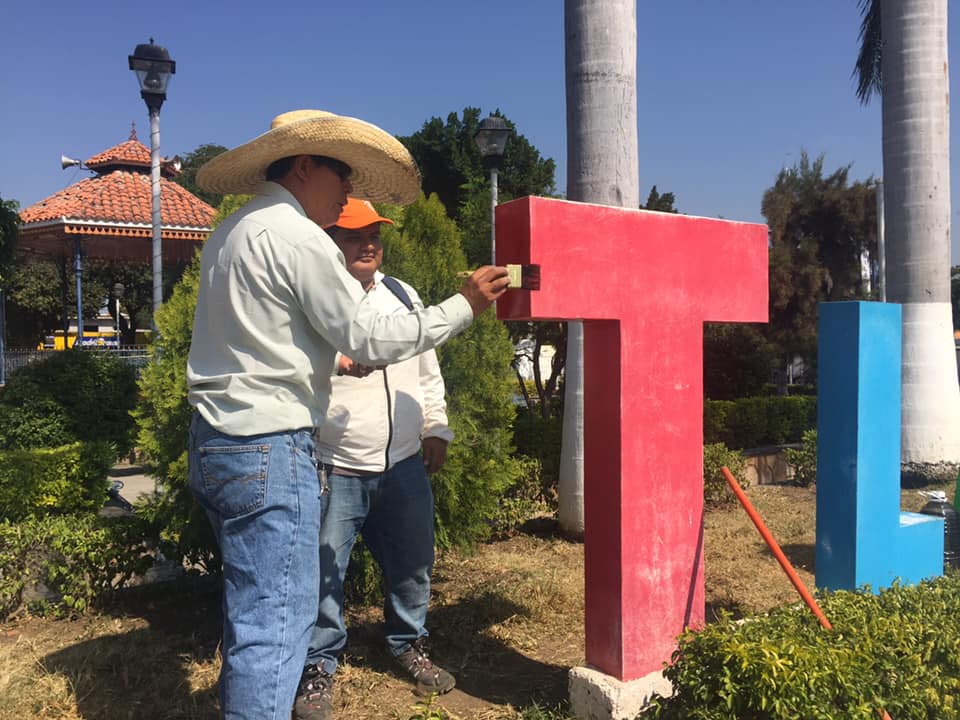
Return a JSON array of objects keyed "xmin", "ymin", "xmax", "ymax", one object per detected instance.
[
  {"xmin": 41, "ymin": 576, "xmax": 222, "ymax": 720},
  {"xmin": 343, "ymin": 589, "xmax": 571, "ymax": 711}
]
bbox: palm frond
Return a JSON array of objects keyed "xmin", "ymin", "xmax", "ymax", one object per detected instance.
[{"xmin": 854, "ymin": 0, "xmax": 882, "ymax": 104}]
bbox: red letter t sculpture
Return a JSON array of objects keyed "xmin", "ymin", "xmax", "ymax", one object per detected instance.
[{"xmin": 496, "ymin": 197, "xmax": 768, "ymax": 680}]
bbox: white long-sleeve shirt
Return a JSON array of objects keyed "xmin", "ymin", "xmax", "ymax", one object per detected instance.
[
  {"xmin": 187, "ymin": 182, "xmax": 473, "ymax": 436},
  {"xmin": 315, "ymin": 272, "xmax": 453, "ymax": 472}
]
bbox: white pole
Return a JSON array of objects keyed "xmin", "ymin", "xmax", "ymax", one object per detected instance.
[{"xmin": 150, "ymin": 107, "xmax": 162, "ymax": 332}]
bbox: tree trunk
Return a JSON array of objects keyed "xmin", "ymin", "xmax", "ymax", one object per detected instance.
[
  {"xmin": 881, "ymin": 0, "xmax": 960, "ymax": 483},
  {"xmin": 561, "ymin": 0, "xmax": 640, "ymax": 536}
]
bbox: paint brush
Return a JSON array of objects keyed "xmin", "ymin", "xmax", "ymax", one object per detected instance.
[{"xmin": 456, "ymin": 264, "xmax": 540, "ymax": 290}]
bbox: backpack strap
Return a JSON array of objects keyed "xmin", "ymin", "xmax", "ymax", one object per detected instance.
[{"xmin": 380, "ymin": 275, "xmax": 415, "ymax": 311}]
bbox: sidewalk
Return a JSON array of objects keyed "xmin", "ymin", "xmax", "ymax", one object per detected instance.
[{"xmin": 107, "ymin": 461, "xmax": 158, "ymax": 503}]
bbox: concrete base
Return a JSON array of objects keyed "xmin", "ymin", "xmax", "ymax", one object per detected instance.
[{"xmin": 568, "ymin": 666, "xmax": 674, "ymax": 720}]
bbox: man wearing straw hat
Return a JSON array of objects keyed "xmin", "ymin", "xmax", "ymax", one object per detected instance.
[{"xmin": 187, "ymin": 110, "xmax": 509, "ymax": 720}]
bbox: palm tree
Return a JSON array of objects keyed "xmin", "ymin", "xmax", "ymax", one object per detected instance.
[
  {"xmin": 560, "ymin": 0, "xmax": 640, "ymax": 536},
  {"xmin": 855, "ymin": 0, "xmax": 960, "ymax": 483}
]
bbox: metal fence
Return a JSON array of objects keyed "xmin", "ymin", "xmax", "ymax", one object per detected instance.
[{"xmin": 1, "ymin": 346, "xmax": 152, "ymax": 383}]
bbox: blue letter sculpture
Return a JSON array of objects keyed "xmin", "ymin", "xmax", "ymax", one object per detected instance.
[{"xmin": 816, "ymin": 301, "xmax": 943, "ymax": 591}]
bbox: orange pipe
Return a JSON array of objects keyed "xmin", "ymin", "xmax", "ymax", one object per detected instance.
[
  {"xmin": 719, "ymin": 467, "xmax": 893, "ymax": 717},
  {"xmin": 720, "ymin": 466, "xmax": 832, "ymax": 630}
]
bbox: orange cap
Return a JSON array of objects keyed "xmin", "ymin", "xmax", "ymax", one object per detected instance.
[{"xmin": 327, "ymin": 197, "xmax": 395, "ymax": 229}]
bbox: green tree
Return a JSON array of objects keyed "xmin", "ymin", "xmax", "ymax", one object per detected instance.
[
  {"xmin": 172, "ymin": 143, "xmax": 228, "ymax": 208},
  {"xmin": 399, "ymin": 108, "xmax": 556, "ymax": 230},
  {"xmin": 642, "ymin": 185, "xmax": 678, "ymax": 213},
  {"xmin": 382, "ymin": 193, "xmax": 523, "ymax": 547},
  {"xmin": 761, "ymin": 152, "xmax": 877, "ymax": 373}
]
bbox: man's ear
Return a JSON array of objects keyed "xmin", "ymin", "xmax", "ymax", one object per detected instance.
[{"xmin": 291, "ymin": 155, "xmax": 313, "ymax": 182}]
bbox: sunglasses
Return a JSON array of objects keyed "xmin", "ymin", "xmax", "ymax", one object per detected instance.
[{"xmin": 313, "ymin": 156, "xmax": 352, "ymax": 182}]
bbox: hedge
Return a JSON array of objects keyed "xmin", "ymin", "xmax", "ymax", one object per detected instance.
[
  {"xmin": 0, "ymin": 513, "xmax": 157, "ymax": 619},
  {"xmin": 641, "ymin": 573, "xmax": 960, "ymax": 719},
  {"xmin": 0, "ymin": 442, "xmax": 115, "ymax": 521},
  {"xmin": 704, "ymin": 395, "xmax": 816, "ymax": 450}
]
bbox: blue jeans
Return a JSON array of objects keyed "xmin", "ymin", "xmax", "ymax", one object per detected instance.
[
  {"xmin": 188, "ymin": 413, "xmax": 321, "ymax": 720},
  {"xmin": 306, "ymin": 453, "xmax": 435, "ymax": 672}
]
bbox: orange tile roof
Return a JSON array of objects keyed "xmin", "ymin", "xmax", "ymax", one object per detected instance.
[
  {"xmin": 84, "ymin": 138, "xmax": 152, "ymax": 170},
  {"xmin": 20, "ymin": 170, "xmax": 215, "ymax": 229}
]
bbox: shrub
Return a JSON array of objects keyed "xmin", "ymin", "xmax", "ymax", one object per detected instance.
[
  {"xmin": 641, "ymin": 574, "xmax": 960, "ymax": 719},
  {"xmin": 703, "ymin": 443, "xmax": 747, "ymax": 509},
  {"xmin": 0, "ymin": 349, "xmax": 138, "ymax": 455},
  {"xmin": 384, "ymin": 194, "xmax": 523, "ymax": 548},
  {"xmin": 704, "ymin": 395, "xmax": 816, "ymax": 450},
  {"xmin": 134, "ymin": 254, "xmax": 215, "ymax": 570},
  {"xmin": 786, "ymin": 429, "xmax": 818, "ymax": 487},
  {"xmin": 0, "ymin": 442, "xmax": 115, "ymax": 521},
  {"xmin": 0, "ymin": 513, "xmax": 158, "ymax": 619}
]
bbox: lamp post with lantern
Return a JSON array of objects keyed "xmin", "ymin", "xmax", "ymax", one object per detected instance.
[
  {"xmin": 473, "ymin": 115, "xmax": 513, "ymax": 263},
  {"xmin": 129, "ymin": 39, "xmax": 175, "ymax": 331}
]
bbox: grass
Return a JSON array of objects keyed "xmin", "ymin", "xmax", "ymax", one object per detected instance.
[{"xmin": 0, "ymin": 479, "xmax": 952, "ymax": 719}]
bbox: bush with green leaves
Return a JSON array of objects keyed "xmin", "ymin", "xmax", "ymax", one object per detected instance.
[
  {"xmin": 0, "ymin": 513, "xmax": 158, "ymax": 619},
  {"xmin": 703, "ymin": 443, "xmax": 747, "ymax": 509},
  {"xmin": 134, "ymin": 254, "xmax": 215, "ymax": 569},
  {"xmin": 384, "ymin": 194, "xmax": 523, "ymax": 547},
  {"xmin": 785, "ymin": 429, "xmax": 818, "ymax": 486},
  {"xmin": 0, "ymin": 441, "xmax": 115, "ymax": 521},
  {"xmin": 704, "ymin": 395, "xmax": 816, "ymax": 450},
  {"xmin": 641, "ymin": 574, "xmax": 960, "ymax": 719},
  {"xmin": 0, "ymin": 349, "xmax": 138, "ymax": 455}
]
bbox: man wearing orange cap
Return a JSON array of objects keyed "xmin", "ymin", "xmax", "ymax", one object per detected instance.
[{"xmin": 293, "ymin": 199, "xmax": 455, "ymax": 720}]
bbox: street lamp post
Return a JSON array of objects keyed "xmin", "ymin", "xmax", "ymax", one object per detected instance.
[
  {"xmin": 129, "ymin": 39, "xmax": 175, "ymax": 333},
  {"xmin": 112, "ymin": 282, "xmax": 125, "ymax": 348},
  {"xmin": 474, "ymin": 116, "xmax": 513, "ymax": 263}
]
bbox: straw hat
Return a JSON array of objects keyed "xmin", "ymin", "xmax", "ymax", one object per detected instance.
[{"xmin": 196, "ymin": 110, "xmax": 421, "ymax": 204}]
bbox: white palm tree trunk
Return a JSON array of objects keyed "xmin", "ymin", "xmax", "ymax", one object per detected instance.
[
  {"xmin": 561, "ymin": 0, "xmax": 639, "ymax": 536},
  {"xmin": 882, "ymin": 0, "xmax": 960, "ymax": 482}
]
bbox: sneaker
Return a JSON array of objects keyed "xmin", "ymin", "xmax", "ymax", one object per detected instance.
[
  {"xmin": 394, "ymin": 638, "xmax": 456, "ymax": 696},
  {"xmin": 292, "ymin": 664, "xmax": 334, "ymax": 720}
]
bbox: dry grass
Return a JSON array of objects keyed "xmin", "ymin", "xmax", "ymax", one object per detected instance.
[{"xmin": 0, "ymin": 480, "xmax": 952, "ymax": 719}]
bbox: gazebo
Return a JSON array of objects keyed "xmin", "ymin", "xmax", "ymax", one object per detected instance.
[{"xmin": 17, "ymin": 126, "xmax": 215, "ymax": 340}]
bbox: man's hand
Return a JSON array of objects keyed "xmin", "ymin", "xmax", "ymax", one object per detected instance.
[
  {"xmin": 422, "ymin": 436, "xmax": 448, "ymax": 474},
  {"xmin": 337, "ymin": 355, "xmax": 376, "ymax": 378},
  {"xmin": 458, "ymin": 265, "xmax": 510, "ymax": 317}
]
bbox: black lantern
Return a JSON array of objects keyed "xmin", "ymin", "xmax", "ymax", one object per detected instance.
[
  {"xmin": 128, "ymin": 39, "xmax": 176, "ymax": 112},
  {"xmin": 474, "ymin": 116, "xmax": 512, "ymax": 171}
]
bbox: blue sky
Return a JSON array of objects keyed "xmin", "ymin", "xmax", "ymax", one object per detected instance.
[{"xmin": 3, "ymin": 1, "xmax": 959, "ymax": 262}]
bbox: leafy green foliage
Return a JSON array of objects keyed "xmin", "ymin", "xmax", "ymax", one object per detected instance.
[
  {"xmin": 0, "ymin": 196, "xmax": 19, "ymax": 287},
  {"xmin": 641, "ymin": 574, "xmax": 960, "ymax": 719},
  {"xmin": 854, "ymin": 0, "xmax": 882, "ymax": 104},
  {"xmin": 172, "ymin": 143, "xmax": 228, "ymax": 208},
  {"xmin": 642, "ymin": 185, "xmax": 678, "ymax": 213},
  {"xmin": 762, "ymin": 152, "xmax": 877, "ymax": 375},
  {"xmin": 703, "ymin": 323, "xmax": 778, "ymax": 400},
  {"xmin": 0, "ymin": 350, "xmax": 138, "ymax": 454},
  {"xmin": 383, "ymin": 194, "xmax": 523, "ymax": 548},
  {"xmin": 704, "ymin": 396, "xmax": 817, "ymax": 450},
  {"xmin": 133, "ymin": 255, "xmax": 215, "ymax": 569},
  {"xmin": 0, "ymin": 513, "xmax": 157, "ymax": 620},
  {"xmin": 386, "ymin": 196, "xmax": 522, "ymax": 533},
  {"xmin": 399, "ymin": 107, "xmax": 556, "ymax": 227},
  {"xmin": 0, "ymin": 442, "xmax": 114, "ymax": 521},
  {"xmin": 703, "ymin": 443, "xmax": 747, "ymax": 509},
  {"xmin": 785, "ymin": 429, "xmax": 818, "ymax": 487}
]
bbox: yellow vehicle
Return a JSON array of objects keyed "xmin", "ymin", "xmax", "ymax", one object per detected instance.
[{"xmin": 38, "ymin": 327, "xmax": 121, "ymax": 350}]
